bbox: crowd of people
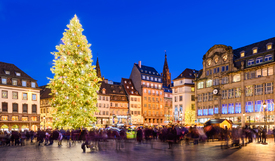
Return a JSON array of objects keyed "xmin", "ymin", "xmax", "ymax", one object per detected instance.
[{"xmin": 0, "ymin": 124, "xmax": 275, "ymax": 151}]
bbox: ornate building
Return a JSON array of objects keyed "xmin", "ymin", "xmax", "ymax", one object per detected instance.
[
  {"xmin": 130, "ymin": 61, "xmax": 165, "ymax": 125},
  {"xmin": 121, "ymin": 78, "xmax": 143, "ymax": 125},
  {"xmin": 161, "ymin": 53, "xmax": 173, "ymax": 123},
  {"xmin": 172, "ymin": 68, "xmax": 197, "ymax": 124},
  {"xmin": 95, "ymin": 81, "xmax": 110, "ymax": 126},
  {"xmin": 195, "ymin": 37, "xmax": 275, "ymax": 130},
  {"xmin": 0, "ymin": 62, "xmax": 40, "ymax": 131},
  {"xmin": 40, "ymin": 86, "xmax": 55, "ymax": 130}
]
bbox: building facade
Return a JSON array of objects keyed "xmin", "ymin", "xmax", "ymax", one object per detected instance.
[
  {"xmin": 40, "ymin": 86, "xmax": 54, "ymax": 130},
  {"xmin": 0, "ymin": 62, "xmax": 40, "ymax": 131},
  {"xmin": 121, "ymin": 78, "xmax": 143, "ymax": 125},
  {"xmin": 172, "ymin": 68, "xmax": 197, "ymax": 124},
  {"xmin": 195, "ymin": 37, "xmax": 275, "ymax": 130},
  {"xmin": 95, "ymin": 81, "xmax": 110, "ymax": 126},
  {"xmin": 130, "ymin": 61, "xmax": 165, "ymax": 125}
]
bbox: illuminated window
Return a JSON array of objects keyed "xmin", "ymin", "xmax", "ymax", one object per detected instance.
[
  {"xmin": 2, "ymin": 78, "xmax": 7, "ymax": 84},
  {"xmin": 253, "ymin": 48, "xmax": 258, "ymax": 54},
  {"xmin": 12, "ymin": 79, "xmax": 17, "ymax": 85},
  {"xmin": 22, "ymin": 80, "xmax": 27, "ymax": 87},
  {"xmin": 12, "ymin": 92, "xmax": 18, "ymax": 99},
  {"xmin": 240, "ymin": 51, "xmax": 245, "ymax": 57},
  {"xmin": 32, "ymin": 94, "xmax": 37, "ymax": 101},
  {"xmin": 235, "ymin": 103, "xmax": 241, "ymax": 113},
  {"xmin": 245, "ymin": 101, "xmax": 253, "ymax": 113},
  {"xmin": 245, "ymin": 86, "xmax": 253, "ymax": 96},
  {"xmin": 12, "ymin": 116, "xmax": 18, "ymax": 121},
  {"xmin": 206, "ymin": 79, "xmax": 212, "ymax": 87},
  {"xmin": 191, "ymin": 87, "xmax": 195, "ymax": 92},
  {"xmin": 2, "ymin": 116, "xmax": 8, "ymax": 121},
  {"xmin": 235, "ymin": 88, "xmax": 241, "ymax": 98},
  {"xmin": 268, "ymin": 67, "xmax": 273, "ymax": 75},
  {"xmin": 266, "ymin": 82, "xmax": 273, "ymax": 94},
  {"xmin": 31, "ymin": 116, "xmax": 37, "ymax": 121},
  {"xmin": 222, "ymin": 104, "xmax": 227, "ymax": 114},
  {"xmin": 198, "ymin": 82, "xmax": 204, "ymax": 89},
  {"xmin": 267, "ymin": 44, "xmax": 272, "ymax": 50},
  {"xmin": 233, "ymin": 74, "xmax": 241, "ymax": 82},
  {"xmin": 22, "ymin": 117, "xmax": 28, "ymax": 121},
  {"xmin": 31, "ymin": 82, "xmax": 36, "ymax": 88},
  {"xmin": 15, "ymin": 72, "xmax": 21, "ymax": 76},
  {"xmin": 5, "ymin": 71, "xmax": 10, "ymax": 75},
  {"xmin": 2, "ymin": 91, "xmax": 8, "ymax": 98}
]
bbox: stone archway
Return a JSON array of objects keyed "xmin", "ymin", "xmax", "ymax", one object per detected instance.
[
  {"xmin": 11, "ymin": 125, "xmax": 19, "ymax": 131},
  {"xmin": 21, "ymin": 125, "xmax": 29, "ymax": 131},
  {"xmin": 1, "ymin": 124, "xmax": 9, "ymax": 131}
]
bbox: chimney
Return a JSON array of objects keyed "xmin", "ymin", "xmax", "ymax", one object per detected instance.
[{"xmin": 138, "ymin": 61, "xmax": 141, "ymax": 68}]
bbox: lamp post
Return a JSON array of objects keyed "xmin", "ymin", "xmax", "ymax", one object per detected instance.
[{"xmin": 43, "ymin": 116, "xmax": 45, "ymax": 130}]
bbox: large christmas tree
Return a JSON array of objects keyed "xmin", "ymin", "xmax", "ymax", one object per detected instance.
[
  {"xmin": 48, "ymin": 15, "xmax": 100, "ymax": 129},
  {"xmin": 184, "ymin": 108, "xmax": 196, "ymax": 124}
]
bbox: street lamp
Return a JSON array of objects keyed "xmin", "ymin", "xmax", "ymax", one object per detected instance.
[{"xmin": 43, "ymin": 116, "xmax": 45, "ymax": 130}]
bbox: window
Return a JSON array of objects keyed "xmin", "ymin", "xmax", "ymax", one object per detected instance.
[
  {"xmin": 150, "ymin": 77, "xmax": 153, "ymax": 81},
  {"xmin": 2, "ymin": 102, "xmax": 7, "ymax": 112},
  {"xmin": 233, "ymin": 74, "xmax": 241, "ymax": 82},
  {"xmin": 267, "ymin": 44, "xmax": 272, "ymax": 50},
  {"xmin": 15, "ymin": 72, "xmax": 21, "ymax": 76},
  {"xmin": 250, "ymin": 71, "xmax": 256, "ymax": 79},
  {"xmin": 12, "ymin": 79, "xmax": 17, "ymax": 85},
  {"xmin": 255, "ymin": 100, "xmax": 262, "ymax": 112},
  {"xmin": 191, "ymin": 87, "xmax": 195, "ymax": 92},
  {"xmin": 22, "ymin": 93, "xmax": 28, "ymax": 100},
  {"xmin": 208, "ymin": 92, "xmax": 213, "ymax": 101},
  {"xmin": 206, "ymin": 79, "xmax": 212, "ymax": 87},
  {"xmin": 228, "ymin": 103, "xmax": 234, "ymax": 114},
  {"xmin": 245, "ymin": 86, "xmax": 253, "ymax": 96},
  {"xmin": 179, "ymin": 96, "xmax": 183, "ymax": 101},
  {"xmin": 213, "ymin": 78, "xmax": 219, "ymax": 86},
  {"xmin": 255, "ymin": 84, "xmax": 263, "ymax": 95},
  {"xmin": 2, "ymin": 77, "xmax": 7, "ymax": 84},
  {"xmin": 191, "ymin": 104, "xmax": 195, "ymax": 110},
  {"xmin": 191, "ymin": 95, "xmax": 195, "ymax": 101},
  {"xmin": 144, "ymin": 89, "xmax": 146, "ymax": 93},
  {"xmin": 256, "ymin": 57, "xmax": 263, "ymax": 64},
  {"xmin": 228, "ymin": 89, "xmax": 234, "ymax": 98},
  {"xmin": 142, "ymin": 75, "xmax": 145, "ymax": 79},
  {"xmin": 266, "ymin": 82, "xmax": 273, "ymax": 94},
  {"xmin": 174, "ymin": 96, "xmax": 177, "ymax": 102},
  {"xmin": 12, "ymin": 116, "xmax": 18, "ymax": 121},
  {"xmin": 198, "ymin": 82, "xmax": 204, "ymax": 89},
  {"xmin": 13, "ymin": 103, "xmax": 18, "ymax": 112},
  {"xmin": 268, "ymin": 66, "xmax": 273, "ymax": 75},
  {"xmin": 245, "ymin": 101, "xmax": 253, "ymax": 113},
  {"xmin": 266, "ymin": 99, "xmax": 274, "ymax": 111},
  {"xmin": 32, "ymin": 94, "xmax": 37, "ymax": 101},
  {"xmin": 221, "ymin": 77, "xmax": 228, "ymax": 84},
  {"xmin": 22, "ymin": 117, "xmax": 28, "ymax": 121},
  {"xmin": 32, "ymin": 105, "xmax": 37, "ymax": 113},
  {"xmin": 197, "ymin": 107, "xmax": 202, "ymax": 116},
  {"xmin": 198, "ymin": 94, "xmax": 202, "ymax": 102},
  {"xmin": 203, "ymin": 93, "xmax": 208, "ymax": 102},
  {"xmin": 203, "ymin": 107, "xmax": 208, "ymax": 115},
  {"xmin": 22, "ymin": 80, "xmax": 27, "ymax": 87},
  {"xmin": 262, "ymin": 68, "xmax": 267, "ymax": 76},
  {"xmin": 222, "ymin": 90, "xmax": 227, "ymax": 99},
  {"xmin": 235, "ymin": 103, "xmax": 241, "ymax": 113},
  {"xmin": 256, "ymin": 69, "xmax": 261, "ymax": 77},
  {"xmin": 206, "ymin": 70, "xmax": 209, "ymax": 76},
  {"xmin": 213, "ymin": 68, "xmax": 216, "ymax": 73},
  {"xmin": 31, "ymin": 116, "xmax": 37, "ymax": 121},
  {"xmin": 12, "ymin": 92, "xmax": 18, "ymax": 99},
  {"xmin": 253, "ymin": 48, "xmax": 258, "ymax": 54},
  {"xmin": 235, "ymin": 88, "xmax": 241, "ymax": 98},
  {"xmin": 240, "ymin": 51, "xmax": 245, "ymax": 57},
  {"xmin": 265, "ymin": 54, "xmax": 272, "ymax": 61},
  {"xmin": 208, "ymin": 106, "xmax": 213, "ymax": 115},
  {"xmin": 245, "ymin": 72, "xmax": 250, "ymax": 80},
  {"xmin": 222, "ymin": 104, "xmax": 227, "ymax": 114},
  {"xmin": 221, "ymin": 66, "xmax": 225, "ymax": 72},
  {"xmin": 247, "ymin": 59, "xmax": 254, "ymax": 66},
  {"xmin": 2, "ymin": 90, "xmax": 8, "ymax": 98},
  {"xmin": 5, "ymin": 71, "xmax": 10, "ymax": 75},
  {"xmin": 217, "ymin": 67, "xmax": 220, "ymax": 73},
  {"xmin": 148, "ymin": 90, "xmax": 151, "ymax": 94},
  {"xmin": 158, "ymin": 78, "xmax": 161, "ymax": 82},
  {"xmin": 214, "ymin": 106, "xmax": 219, "ymax": 114}
]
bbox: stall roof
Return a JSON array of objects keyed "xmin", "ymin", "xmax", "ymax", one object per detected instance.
[{"xmin": 204, "ymin": 119, "xmax": 232, "ymax": 126}]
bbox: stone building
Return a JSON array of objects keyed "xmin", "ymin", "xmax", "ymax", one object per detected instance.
[
  {"xmin": 195, "ymin": 37, "xmax": 275, "ymax": 129},
  {"xmin": 172, "ymin": 68, "xmax": 197, "ymax": 124},
  {"xmin": 130, "ymin": 61, "xmax": 165, "ymax": 125},
  {"xmin": 0, "ymin": 62, "xmax": 40, "ymax": 131},
  {"xmin": 162, "ymin": 53, "xmax": 173, "ymax": 123},
  {"xmin": 40, "ymin": 85, "xmax": 54, "ymax": 130},
  {"xmin": 121, "ymin": 78, "xmax": 143, "ymax": 125},
  {"xmin": 95, "ymin": 81, "xmax": 110, "ymax": 126}
]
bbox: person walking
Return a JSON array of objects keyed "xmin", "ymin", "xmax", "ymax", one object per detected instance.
[{"xmin": 136, "ymin": 127, "xmax": 143, "ymax": 144}]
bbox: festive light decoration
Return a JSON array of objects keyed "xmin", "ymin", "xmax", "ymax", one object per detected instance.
[
  {"xmin": 185, "ymin": 108, "xmax": 196, "ymax": 124},
  {"xmin": 48, "ymin": 15, "xmax": 101, "ymax": 129}
]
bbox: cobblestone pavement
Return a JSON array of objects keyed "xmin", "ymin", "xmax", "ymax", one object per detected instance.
[{"xmin": 0, "ymin": 138, "xmax": 275, "ymax": 161}]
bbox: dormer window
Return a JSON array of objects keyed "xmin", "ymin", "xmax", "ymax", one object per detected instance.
[
  {"xmin": 12, "ymin": 79, "xmax": 18, "ymax": 86},
  {"xmin": 131, "ymin": 91, "xmax": 133, "ymax": 94},
  {"xmin": 22, "ymin": 80, "xmax": 27, "ymax": 87},
  {"xmin": 153, "ymin": 72, "xmax": 155, "ymax": 74},
  {"xmin": 124, "ymin": 81, "xmax": 127, "ymax": 84},
  {"xmin": 240, "ymin": 51, "xmax": 245, "ymax": 58},
  {"xmin": 31, "ymin": 82, "xmax": 36, "ymax": 88},
  {"xmin": 149, "ymin": 71, "xmax": 151, "ymax": 74},
  {"xmin": 127, "ymin": 86, "xmax": 129, "ymax": 89},
  {"xmin": 5, "ymin": 71, "xmax": 10, "ymax": 75},
  {"xmin": 267, "ymin": 43, "xmax": 272, "ymax": 50},
  {"xmin": 15, "ymin": 72, "xmax": 21, "ymax": 76},
  {"xmin": 102, "ymin": 88, "xmax": 106, "ymax": 94},
  {"xmin": 253, "ymin": 47, "xmax": 258, "ymax": 54}
]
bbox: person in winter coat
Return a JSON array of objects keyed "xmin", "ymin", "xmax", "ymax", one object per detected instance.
[
  {"xmin": 167, "ymin": 125, "xmax": 177, "ymax": 149},
  {"xmin": 136, "ymin": 127, "xmax": 143, "ymax": 144}
]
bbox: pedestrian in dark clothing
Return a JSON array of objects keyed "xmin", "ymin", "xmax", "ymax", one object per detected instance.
[
  {"xmin": 272, "ymin": 127, "xmax": 275, "ymax": 142},
  {"xmin": 262, "ymin": 127, "xmax": 267, "ymax": 144},
  {"xmin": 167, "ymin": 125, "xmax": 177, "ymax": 149},
  {"xmin": 137, "ymin": 127, "xmax": 143, "ymax": 144}
]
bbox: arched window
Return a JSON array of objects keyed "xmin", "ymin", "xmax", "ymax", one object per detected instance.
[
  {"xmin": 256, "ymin": 57, "xmax": 263, "ymax": 64},
  {"xmin": 247, "ymin": 59, "xmax": 254, "ymax": 66},
  {"xmin": 265, "ymin": 54, "xmax": 272, "ymax": 61},
  {"xmin": 233, "ymin": 74, "xmax": 241, "ymax": 82}
]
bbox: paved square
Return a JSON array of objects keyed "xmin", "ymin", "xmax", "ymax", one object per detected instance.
[{"xmin": 0, "ymin": 139, "xmax": 275, "ymax": 161}]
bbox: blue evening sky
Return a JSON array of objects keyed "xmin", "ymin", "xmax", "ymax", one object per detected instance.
[{"xmin": 1, "ymin": 0, "xmax": 275, "ymax": 86}]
